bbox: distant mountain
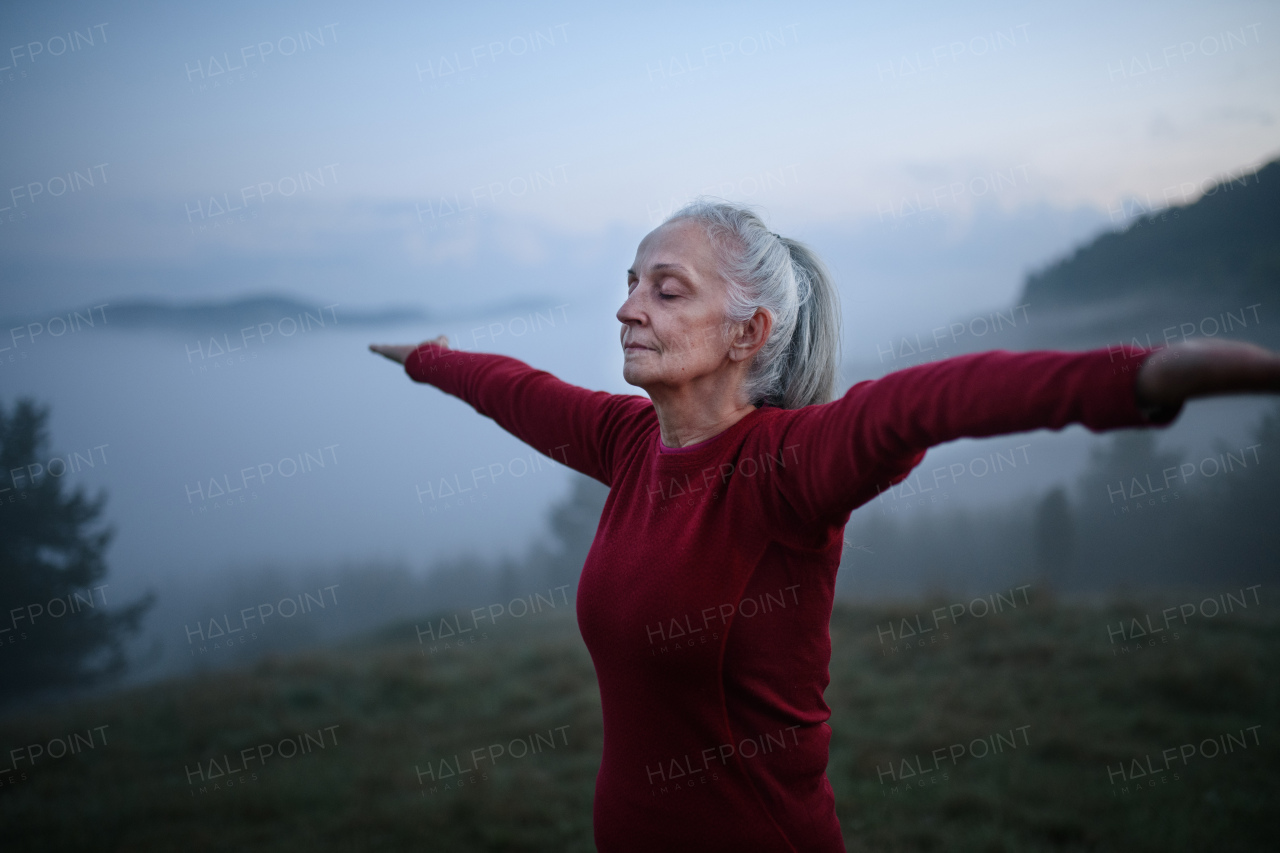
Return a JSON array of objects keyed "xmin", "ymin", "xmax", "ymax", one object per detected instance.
[
  {"xmin": 1, "ymin": 293, "xmax": 563, "ymax": 334},
  {"xmin": 1020, "ymin": 158, "xmax": 1280, "ymax": 307}
]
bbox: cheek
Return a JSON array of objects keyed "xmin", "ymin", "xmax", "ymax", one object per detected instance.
[
  {"xmin": 688, "ymin": 317, "xmax": 724, "ymax": 356},
  {"xmin": 669, "ymin": 312, "xmax": 718, "ymax": 348}
]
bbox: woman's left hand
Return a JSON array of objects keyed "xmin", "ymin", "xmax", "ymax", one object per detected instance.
[{"xmin": 1135, "ymin": 338, "xmax": 1280, "ymax": 409}]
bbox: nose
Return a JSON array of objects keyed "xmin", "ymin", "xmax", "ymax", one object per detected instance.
[{"xmin": 616, "ymin": 287, "xmax": 645, "ymax": 330}]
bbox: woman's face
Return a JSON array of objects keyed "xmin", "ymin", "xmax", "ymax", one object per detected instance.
[{"xmin": 618, "ymin": 219, "xmax": 740, "ymax": 394}]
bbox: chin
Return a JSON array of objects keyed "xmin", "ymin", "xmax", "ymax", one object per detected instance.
[{"xmin": 621, "ymin": 362, "xmax": 651, "ymax": 389}]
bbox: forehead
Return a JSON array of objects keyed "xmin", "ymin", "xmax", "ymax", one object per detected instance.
[{"xmin": 632, "ymin": 219, "xmax": 722, "ymax": 275}]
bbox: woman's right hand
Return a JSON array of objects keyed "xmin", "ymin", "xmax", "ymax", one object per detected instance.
[{"xmin": 368, "ymin": 335, "xmax": 450, "ymax": 365}]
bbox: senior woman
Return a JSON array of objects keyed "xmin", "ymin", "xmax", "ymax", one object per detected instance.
[{"xmin": 371, "ymin": 200, "xmax": 1280, "ymax": 852}]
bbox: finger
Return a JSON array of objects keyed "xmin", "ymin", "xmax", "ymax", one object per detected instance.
[{"xmin": 370, "ymin": 345, "xmax": 405, "ymax": 363}]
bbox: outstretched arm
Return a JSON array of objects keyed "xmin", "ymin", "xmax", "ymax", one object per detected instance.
[
  {"xmin": 370, "ymin": 337, "xmax": 650, "ymax": 486},
  {"xmin": 769, "ymin": 340, "xmax": 1280, "ymax": 526}
]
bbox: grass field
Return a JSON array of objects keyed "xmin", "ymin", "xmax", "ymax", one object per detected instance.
[{"xmin": 1, "ymin": 594, "xmax": 1275, "ymax": 852}]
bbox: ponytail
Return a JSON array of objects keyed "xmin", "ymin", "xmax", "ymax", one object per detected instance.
[{"xmin": 773, "ymin": 237, "xmax": 841, "ymax": 408}]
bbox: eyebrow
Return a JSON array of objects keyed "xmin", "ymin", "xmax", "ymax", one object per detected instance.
[{"xmin": 626, "ymin": 262, "xmax": 692, "ymax": 276}]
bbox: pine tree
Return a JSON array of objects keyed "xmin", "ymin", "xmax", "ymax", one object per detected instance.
[
  {"xmin": 1033, "ymin": 486, "xmax": 1074, "ymax": 590},
  {"xmin": 0, "ymin": 397, "xmax": 153, "ymax": 705},
  {"xmin": 539, "ymin": 474, "xmax": 609, "ymax": 591}
]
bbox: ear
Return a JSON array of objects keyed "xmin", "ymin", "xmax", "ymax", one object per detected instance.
[{"xmin": 727, "ymin": 308, "xmax": 772, "ymax": 363}]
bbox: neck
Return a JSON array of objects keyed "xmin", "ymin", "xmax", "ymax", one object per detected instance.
[{"xmin": 647, "ymin": 371, "xmax": 757, "ymax": 448}]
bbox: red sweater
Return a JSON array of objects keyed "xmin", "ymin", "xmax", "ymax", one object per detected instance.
[{"xmin": 405, "ymin": 342, "xmax": 1178, "ymax": 852}]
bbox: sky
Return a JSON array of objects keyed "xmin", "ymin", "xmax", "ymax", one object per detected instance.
[{"xmin": 1, "ymin": 0, "xmax": 1276, "ymax": 310}]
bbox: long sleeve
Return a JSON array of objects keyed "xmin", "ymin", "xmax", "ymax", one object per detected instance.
[
  {"xmin": 769, "ymin": 344, "xmax": 1183, "ymax": 525},
  {"xmin": 404, "ymin": 342, "xmax": 652, "ymax": 486}
]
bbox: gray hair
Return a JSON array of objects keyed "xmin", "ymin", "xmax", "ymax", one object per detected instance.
[{"xmin": 662, "ymin": 198, "xmax": 841, "ymax": 409}]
